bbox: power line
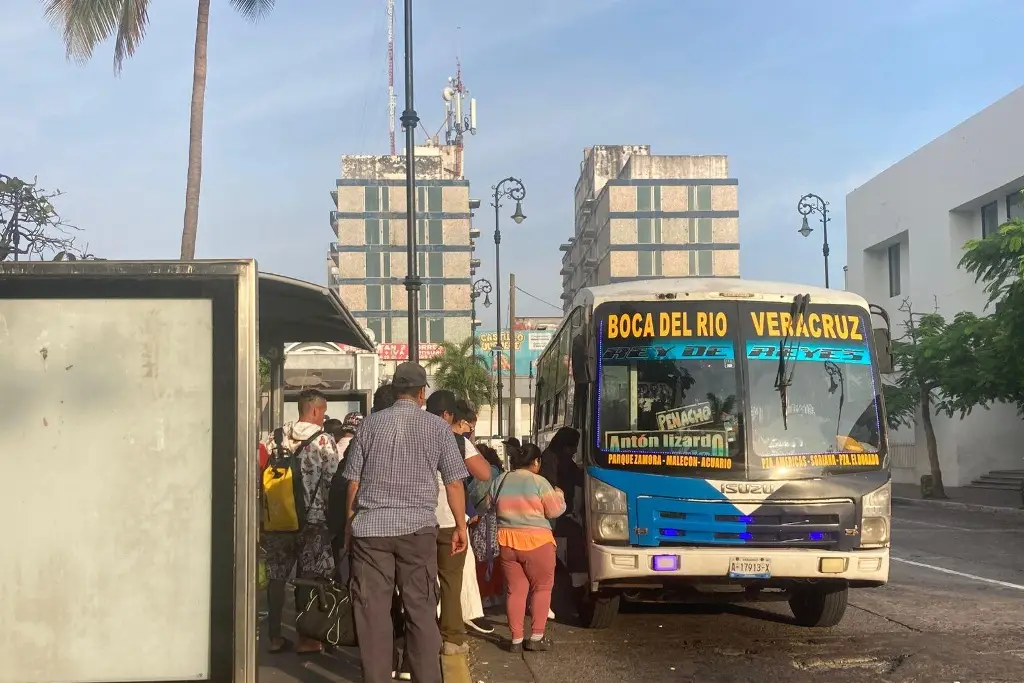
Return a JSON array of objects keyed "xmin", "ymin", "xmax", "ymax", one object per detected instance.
[{"xmin": 514, "ymin": 286, "xmax": 562, "ymax": 312}]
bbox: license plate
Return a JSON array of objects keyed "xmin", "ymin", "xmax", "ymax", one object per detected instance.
[{"xmin": 728, "ymin": 557, "xmax": 771, "ymax": 579}]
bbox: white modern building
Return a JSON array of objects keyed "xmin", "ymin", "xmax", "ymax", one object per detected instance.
[{"xmin": 846, "ymin": 86, "xmax": 1024, "ymax": 489}]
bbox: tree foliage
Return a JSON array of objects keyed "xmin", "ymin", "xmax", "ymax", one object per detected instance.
[
  {"xmin": 426, "ymin": 336, "xmax": 493, "ymax": 409},
  {"xmin": 259, "ymin": 357, "xmax": 271, "ymax": 388},
  {"xmin": 956, "ymin": 212, "xmax": 1024, "ymax": 412},
  {"xmin": 0, "ymin": 174, "xmax": 91, "ymax": 261}
]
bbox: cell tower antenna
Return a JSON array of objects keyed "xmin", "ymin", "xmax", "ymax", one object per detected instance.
[
  {"xmin": 386, "ymin": 0, "xmax": 396, "ymax": 155},
  {"xmin": 442, "ymin": 56, "xmax": 477, "ymax": 177}
]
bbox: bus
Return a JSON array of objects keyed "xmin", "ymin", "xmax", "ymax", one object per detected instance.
[{"xmin": 532, "ymin": 278, "xmax": 894, "ymax": 629}]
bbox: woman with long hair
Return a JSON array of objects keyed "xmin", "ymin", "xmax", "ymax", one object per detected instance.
[{"xmin": 490, "ymin": 443, "xmax": 565, "ymax": 652}]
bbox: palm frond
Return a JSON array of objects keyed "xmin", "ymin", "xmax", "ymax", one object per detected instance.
[
  {"xmin": 426, "ymin": 335, "xmax": 494, "ymax": 407},
  {"xmin": 229, "ymin": 0, "xmax": 275, "ymax": 22},
  {"xmin": 44, "ymin": 0, "xmax": 150, "ymax": 73}
]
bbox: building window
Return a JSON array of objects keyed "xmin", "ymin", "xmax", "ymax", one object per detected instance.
[
  {"xmin": 688, "ymin": 218, "xmax": 713, "ymax": 243},
  {"xmin": 417, "ymin": 186, "xmax": 443, "ymax": 213},
  {"xmin": 364, "ymin": 219, "xmax": 389, "ymax": 245},
  {"xmin": 637, "ymin": 218, "xmax": 662, "ymax": 244},
  {"xmin": 1007, "ymin": 190, "xmax": 1024, "ymax": 222},
  {"xmin": 366, "ymin": 284, "xmax": 392, "ymax": 311},
  {"xmin": 364, "ymin": 186, "xmax": 389, "ymax": 212},
  {"xmin": 636, "ymin": 186, "xmax": 662, "ymax": 212},
  {"xmin": 689, "ymin": 250, "xmax": 713, "ymax": 276},
  {"xmin": 422, "ymin": 284, "xmax": 444, "ymax": 310},
  {"xmin": 366, "ymin": 252, "xmax": 391, "ymax": 278},
  {"xmin": 419, "ymin": 317, "xmax": 444, "ymax": 342},
  {"xmin": 417, "ymin": 219, "xmax": 443, "ymax": 245},
  {"xmin": 638, "ymin": 250, "xmax": 663, "ymax": 277},
  {"xmin": 887, "ymin": 243, "xmax": 901, "ymax": 297},
  {"xmin": 688, "ymin": 184, "xmax": 713, "ymax": 211},
  {"xmin": 981, "ymin": 201, "xmax": 999, "ymax": 238},
  {"xmin": 418, "ymin": 251, "xmax": 443, "ymax": 278},
  {"xmin": 366, "ymin": 317, "xmax": 393, "ymax": 343}
]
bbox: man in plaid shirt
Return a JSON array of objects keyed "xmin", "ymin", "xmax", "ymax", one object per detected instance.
[{"xmin": 342, "ymin": 362, "xmax": 469, "ymax": 683}]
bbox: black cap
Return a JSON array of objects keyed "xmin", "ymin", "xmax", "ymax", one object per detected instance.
[{"xmin": 392, "ymin": 361, "xmax": 428, "ymax": 391}]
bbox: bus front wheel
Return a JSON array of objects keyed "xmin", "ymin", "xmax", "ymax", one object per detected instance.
[
  {"xmin": 789, "ymin": 584, "xmax": 848, "ymax": 627},
  {"xmin": 577, "ymin": 590, "xmax": 620, "ymax": 629}
]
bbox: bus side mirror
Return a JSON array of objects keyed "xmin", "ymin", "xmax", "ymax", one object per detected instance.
[{"xmin": 873, "ymin": 328, "xmax": 894, "ymax": 374}]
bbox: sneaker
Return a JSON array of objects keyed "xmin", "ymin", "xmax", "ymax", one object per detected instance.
[
  {"xmin": 391, "ymin": 673, "xmax": 411, "ymax": 681},
  {"xmin": 466, "ymin": 617, "xmax": 495, "ymax": 634},
  {"xmin": 548, "ymin": 608, "xmax": 556, "ymax": 619},
  {"xmin": 524, "ymin": 636, "xmax": 551, "ymax": 652},
  {"xmin": 508, "ymin": 641, "xmax": 524, "ymax": 654}
]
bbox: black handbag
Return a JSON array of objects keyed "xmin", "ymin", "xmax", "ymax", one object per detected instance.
[{"xmin": 295, "ymin": 581, "xmax": 357, "ymax": 647}]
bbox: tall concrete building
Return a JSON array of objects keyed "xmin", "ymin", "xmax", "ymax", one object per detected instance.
[
  {"xmin": 329, "ymin": 142, "xmax": 480, "ymax": 371},
  {"xmin": 560, "ymin": 145, "xmax": 740, "ymax": 310}
]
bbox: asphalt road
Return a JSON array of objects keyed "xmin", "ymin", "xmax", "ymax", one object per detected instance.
[{"xmin": 259, "ymin": 502, "xmax": 1024, "ymax": 683}]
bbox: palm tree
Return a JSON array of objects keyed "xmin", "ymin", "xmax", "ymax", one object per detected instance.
[
  {"xmin": 427, "ymin": 336, "xmax": 493, "ymax": 409},
  {"xmin": 43, "ymin": 0, "xmax": 276, "ymax": 260}
]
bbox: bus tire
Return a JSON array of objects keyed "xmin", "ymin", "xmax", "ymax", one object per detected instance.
[
  {"xmin": 578, "ymin": 591, "xmax": 619, "ymax": 629},
  {"xmin": 789, "ymin": 584, "xmax": 848, "ymax": 627}
]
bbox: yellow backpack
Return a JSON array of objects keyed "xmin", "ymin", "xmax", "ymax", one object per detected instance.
[{"xmin": 261, "ymin": 428, "xmax": 324, "ymax": 532}]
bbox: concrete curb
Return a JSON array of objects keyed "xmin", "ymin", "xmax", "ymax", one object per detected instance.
[{"xmin": 893, "ymin": 496, "xmax": 1024, "ymax": 516}]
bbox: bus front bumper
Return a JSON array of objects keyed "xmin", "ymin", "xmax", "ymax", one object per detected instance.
[{"xmin": 590, "ymin": 545, "xmax": 889, "ymax": 583}]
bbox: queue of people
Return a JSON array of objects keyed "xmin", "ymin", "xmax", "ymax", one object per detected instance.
[{"xmin": 257, "ymin": 361, "xmax": 582, "ymax": 683}]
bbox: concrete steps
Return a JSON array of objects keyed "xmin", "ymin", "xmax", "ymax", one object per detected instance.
[{"xmin": 968, "ymin": 469, "xmax": 1024, "ymax": 491}]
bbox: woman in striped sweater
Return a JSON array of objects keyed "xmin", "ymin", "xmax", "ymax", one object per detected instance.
[{"xmin": 490, "ymin": 443, "xmax": 566, "ymax": 652}]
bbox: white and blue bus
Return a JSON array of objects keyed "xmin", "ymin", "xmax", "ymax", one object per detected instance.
[{"xmin": 532, "ymin": 279, "xmax": 894, "ymax": 629}]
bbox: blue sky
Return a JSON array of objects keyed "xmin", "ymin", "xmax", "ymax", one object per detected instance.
[{"xmin": 3, "ymin": 0, "xmax": 1022, "ymax": 317}]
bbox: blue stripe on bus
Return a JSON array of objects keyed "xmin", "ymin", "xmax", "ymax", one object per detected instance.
[{"xmin": 587, "ymin": 467, "xmax": 757, "ymax": 546}]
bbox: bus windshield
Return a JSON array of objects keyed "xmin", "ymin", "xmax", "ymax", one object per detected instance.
[
  {"xmin": 595, "ymin": 301, "xmax": 745, "ymax": 478},
  {"xmin": 742, "ymin": 302, "xmax": 885, "ymax": 476},
  {"xmin": 592, "ymin": 298, "xmax": 886, "ymax": 480}
]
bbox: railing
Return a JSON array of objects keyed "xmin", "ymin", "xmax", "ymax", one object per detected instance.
[{"xmin": 889, "ymin": 441, "xmax": 917, "ymax": 470}]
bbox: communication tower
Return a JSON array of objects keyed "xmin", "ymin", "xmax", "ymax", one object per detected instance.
[
  {"xmin": 386, "ymin": 0, "xmax": 396, "ymax": 155},
  {"xmin": 442, "ymin": 59, "xmax": 477, "ymax": 177}
]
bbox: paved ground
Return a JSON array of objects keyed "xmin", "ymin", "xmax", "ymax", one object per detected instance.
[{"xmin": 259, "ymin": 502, "xmax": 1024, "ymax": 682}]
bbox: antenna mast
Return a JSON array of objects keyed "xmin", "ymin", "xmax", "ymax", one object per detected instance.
[
  {"xmin": 442, "ymin": 58, "xmax": 477, "ymax": 177},
  {"xmin": 386, "ymin": 0, "xmax": 396, "ymax": 155}
]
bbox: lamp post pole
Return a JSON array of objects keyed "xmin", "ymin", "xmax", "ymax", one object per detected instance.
[
  {"xmin": 491, "ymin": 177, "xmax": 527, "ymax": 437},
  {"xmin": 470, "ymin": 278, "xmax": 492, "ymax": 359},
  {"xmin": 401, "ymin": 0, "xmax": 422, "ymax": 360},
  {"xmin": 797, "ymin": 193, "xmax": 831, "ymax": 289}
]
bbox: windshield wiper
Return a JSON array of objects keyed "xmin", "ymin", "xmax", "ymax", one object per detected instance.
[{"xmin": 774, "ymin": 294, "xmax": 810, "ymax": 430}]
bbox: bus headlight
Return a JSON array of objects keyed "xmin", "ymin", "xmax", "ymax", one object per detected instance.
[
  {"xmin": 590, "ymin": 479, "xmax": 629, "ymax": 542},
  {"xmin": 859, "ymin": 481, "xmax": 891, "ymax": 548}
]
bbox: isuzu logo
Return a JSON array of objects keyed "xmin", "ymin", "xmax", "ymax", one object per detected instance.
[{"xmin": 720, "ymin": 483, "xmax": 776, "ymax": 495}]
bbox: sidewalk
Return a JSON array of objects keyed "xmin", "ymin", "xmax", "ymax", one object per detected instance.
[{"xmin": 892, "ymin": 482, "xmax": 1024, "ymax": 515}]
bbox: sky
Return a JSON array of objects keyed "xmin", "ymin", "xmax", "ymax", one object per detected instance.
[{"xmin": 3, "ymin": 0, "xmax": 1023, "ymax": 318}]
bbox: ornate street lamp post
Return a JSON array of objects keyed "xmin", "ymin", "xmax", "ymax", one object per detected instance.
[
  {"xmin": 491, "ymin": 177, "xmax": 526, "ymax": 437},
  {"xmin": 797, "ymin": 193, "xmax": 831, "ymax": 289}
]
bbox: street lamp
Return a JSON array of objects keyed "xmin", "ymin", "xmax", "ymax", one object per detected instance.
[
  {"xmin": 470, "ymin": 278, "xmax": 492, "ymax": 355},
  {"xmin": 796, "ymin": 192, "xmax": 831, "ymax": 289},
  {"xmin": 492, "ymin": 177, "xmax": 526, "ymax": 437},
  {"xmin": 400, "ymin": 0, "xmax": 423, "ymax": 361}
]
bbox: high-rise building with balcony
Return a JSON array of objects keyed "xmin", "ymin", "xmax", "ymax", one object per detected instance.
[
  {"xmin": 560, "ymin": 145, "xmax": 741, "ymax": 311},
  {"xmin": 329, "ymin": 142, "xmax": 481, "ymax": 371}
]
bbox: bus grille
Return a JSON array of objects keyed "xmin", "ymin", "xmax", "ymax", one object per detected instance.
[{"xmin": 635, "ymin": 497, "xmax": 857, "ymax": 550}]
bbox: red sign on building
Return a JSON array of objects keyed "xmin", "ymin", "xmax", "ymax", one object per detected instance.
[{"xmin": 377, "ymin": 343, "xmax": 444, "ymax": 361}]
